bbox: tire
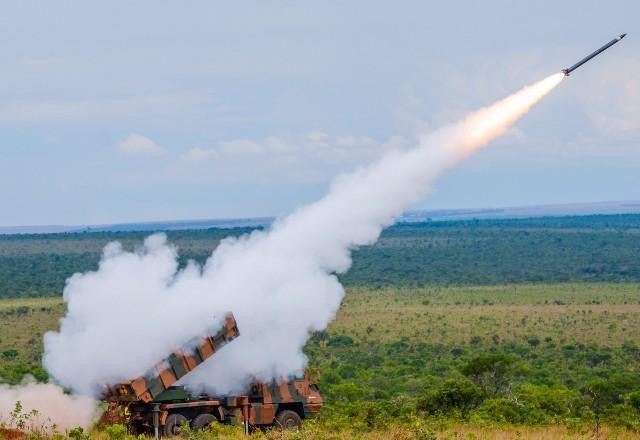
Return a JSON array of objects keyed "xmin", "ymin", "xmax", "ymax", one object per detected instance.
[
  {"xmin": 163, "ymin": 413, "xmax": 188, "ymax": 436},
  {"xmin": 127, "ymin": 420, "xmax": 143, "ymax": 436},
  {"xmin": 275, "ymin": 410, "xmax": 302, "ymax": 429},
  {"xmin": 191, "ymin": 413, "xmax": 217, "ymax": 430}
]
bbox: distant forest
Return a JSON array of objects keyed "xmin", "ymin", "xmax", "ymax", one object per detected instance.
[{"xmin": 1, "ymin": 214, "xmax": 640, "ymax": 298}]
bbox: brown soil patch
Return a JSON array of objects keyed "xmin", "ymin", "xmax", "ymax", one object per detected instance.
[{"xmin": 0, "ymin": 428, "xmax": 27, "ymax": 440}]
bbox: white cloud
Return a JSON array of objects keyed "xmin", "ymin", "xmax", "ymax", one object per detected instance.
[
  {"xmin": 219, "ymin": 139, "xmax": 264, "ymax": 155},
  {"xmin": 214, "ymin": 132, "xmax": 408, "ymax": 163},
  {"xmin": 0, "ymin": 93, "xmax": 205, "ymax": 122},
  {"xmin": 118, "ymin": 134, "xmax": 166, "ymax": 156},
  {"xmin": 580, "ymin": 60, "xmax": 640, "ymax": 135},
  {"xmin": 180, "ymin": 147, "xmax": 218, "ymax": 162},
  {"xmin": 264, "ymin": 136, "xmax": 295, "ymax": 154},
  {"xmin": 167, "ymin": 132, "xmax": 410, "ymax": 187},
  {"xmin": 306, "ymin": 131, "xmax": 330, "ymax": 142}
]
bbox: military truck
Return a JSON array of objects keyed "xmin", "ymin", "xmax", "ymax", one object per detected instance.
[{"xmin": 101, "ymin": 314, "xmax": 323, "ymax": 436}]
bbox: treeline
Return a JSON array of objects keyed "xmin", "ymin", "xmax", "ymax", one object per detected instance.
[
  {"xmin": 0, "ymin": 228, "xmax": 256, "ymax": 298},
  {"xmin": 344, "ymin": 218, "xmax": 640, "ymax": 286},
  {"xmin": 2, "ymin": 214, "xmax": 640, "ymax": 297}
]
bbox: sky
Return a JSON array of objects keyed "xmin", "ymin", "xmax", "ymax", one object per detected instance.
[{"xmin": 1, "ymin": 1, "xmax": 638, "ymax": 226}]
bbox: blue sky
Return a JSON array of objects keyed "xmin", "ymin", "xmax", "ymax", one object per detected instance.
[{"xmin": 1, "ymin": 1, "xmax": 638, "ymax": 226}]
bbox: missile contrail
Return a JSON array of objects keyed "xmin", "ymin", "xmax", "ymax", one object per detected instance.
[{"xmin": 44, "ymin": 71, "xmax": 565, "ymax": 396}]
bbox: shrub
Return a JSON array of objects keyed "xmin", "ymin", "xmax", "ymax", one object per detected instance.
[
  {"xmin": 2, "ymin": 349, "xmax": 19, "ymax": 359},
  {"xmin": 527, "ymin": 337, "xmax": 540, "ymax": 347},
  {"xmin": 517, "ymin": 384, "xmax": 579, "ymax": 421},
  {"xmin": 103, "ymin": 424, "xmax": 127, "ymax": 440},
  {"xmin": 67, "ymin": 427, "xmax": 90, "ymax": 440},
  {"xmin": 471, "ymin": 397, "xmax": 529, "ymax": 424},
  {"xmin": 327, "ymin": 335, "xmax": 354, "ymax": 347},
  {"xmin": 626, "ymin": 390, "xmax": 640, "ymax": 411},
  {"xmin": 417, "ymin": 378, "xmax": 483, "ymax": 417},
  {"xmin": 604, "ymin": 404, "xmax": 640, "ymax": 430}
]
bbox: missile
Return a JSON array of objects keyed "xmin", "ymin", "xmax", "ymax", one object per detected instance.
[{"xmin": 562, "ymin": 34, "xmax": 626, "ymax": 76}]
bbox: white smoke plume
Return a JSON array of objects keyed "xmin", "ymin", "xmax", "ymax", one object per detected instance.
[
  {"xmin": 43, "ymin": 73, "xmax": 563, "ymax": 396},
  {"xmin": 0, "ymin": 381, "xmax": 95, "ymax": 432}
]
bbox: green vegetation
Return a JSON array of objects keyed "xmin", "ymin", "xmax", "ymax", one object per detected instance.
[
  {"xmin": 345, "ymin": 214, "xmax": 640, "ymax": 286},
  {"xmin": 0, "ymin": 298, "xmax": 60, "ymax": 384},
  {"xmin": 2, "ymin": 215, "xmax": 640, "ymax": 436},
  {"xmin": 3, "ymin": 214, "xmax": 640, "ymax": 298},
  {"xmin": 5, "ymin": 408, "xmax": 640, "ymax": 440},
  {"xmin": 0, "ymin": 228, "xmax": 257, "ymax": 298},
  {"xmin": 2, "ymin": 283, "xmax": 640, "ymax": 434},
  {"xmin": 307, "ymin": 284, "xmax": 640, "ymax": 432}
]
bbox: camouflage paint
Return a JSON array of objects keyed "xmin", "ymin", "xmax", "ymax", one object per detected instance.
[
  {"xmin": 101, "ymin": 314, "xmax": 322, "ymax": 434},
  {"xmin": 103, "ymin": 314, "xmax": 239, "ymax": 403}
]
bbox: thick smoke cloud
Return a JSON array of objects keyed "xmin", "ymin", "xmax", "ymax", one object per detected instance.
[
  {"xmin": 43, "ymin": 73, "xmax": 563, "ymax": 396},
  {"xmin": 0, "ymin": 381, "xmax": 95, "ymax": 431}
]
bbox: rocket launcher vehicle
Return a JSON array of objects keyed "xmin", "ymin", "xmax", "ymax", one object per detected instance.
[{"xmin": 103, "ymin": 314, "xmax": 240, "ymax": 403}]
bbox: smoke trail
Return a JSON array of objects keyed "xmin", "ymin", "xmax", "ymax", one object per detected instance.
[
  {"xmin": 43, "ymin": 73, "xmax": 563, "ymax": 396},
  {"xmin": 0, "ymin": 381, "xmax": 95, "ymax": 432}
]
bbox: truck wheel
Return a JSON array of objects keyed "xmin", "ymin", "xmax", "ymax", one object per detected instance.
[
  {"xmin": 127, "ymin": 421, "xmax": 143, "ymax": 436},
  {"xmin": 192, "ymin": 413, "xmax": 217, "ymax": 430},
  {"xmin": 276, "ymin": 410, "xmax": 302, "ymax": 429},
  {"xmin": 163, "ymin": 413, "xmax": 188, "ymax": 436}
]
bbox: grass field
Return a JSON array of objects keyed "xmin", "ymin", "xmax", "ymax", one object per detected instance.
[
  {"xmin": 335, "ymin": 284, "xmax": 640, "ymax": 346},
  {"xmin": 2, "ymin": 284, "xmax": 640, "ymax": 437},
  {"xmin": 79, "ymin": 423, "xmax": 640, "ymax": 439},
  {"xmin": 0, "ymin": 297, "xmax": 63, "ymax": 383},
  {"xmin": 3, "ymin": 275, "xmax": 640, "ymax": 438},
  {"xmin": 2, "ymin": 283, "xmax": 639, "ymax": 377}
]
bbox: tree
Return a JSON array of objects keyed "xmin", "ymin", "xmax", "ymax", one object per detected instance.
[
  {"xmin": 527, "ymin": 337, "xmax": 540, "ymax": 348},
  {"xmin": 581, "ymin": 379, "xmax": 613, "ymax": 437},
  {"xmin": 580, "ymin": 375, "xmax": 640, "ymax": 436},
  {"xmin": 461, "ymin": 354, "xmax": 515, "ymax": 397}
]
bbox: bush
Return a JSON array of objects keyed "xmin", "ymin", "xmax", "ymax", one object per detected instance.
[
  {"xmin": 417, "ymin": 378, "xmax": 483, "ymax": 417},
  {"xmin": 103, "ymin": 424, "xmax": 127, "ymax": 440},
  {"xmin": 67, "ymin": 427, "xmax": 90, "ymax": 440},
  {"xmin": 626, "ymin": 390, "xmax": 640, "ymax": 411},
  {"xmin": 581, "ymin": 374, "xmax": 640, "ymax": 412},
  {"xmin": 604, "ymin": 404, "xmax": 640, "ymax": 429},
  {"xmin": 2, "ymin": 349, "xmax": 19, "ymax": 359},
  {"xmin": 517, "ymin": 384, "xmax": 579, "ymax": 421},
  {"xmin": 471, "ymin": 397, "xmax": 530, "ymax": 424},
  {"xmin": 327, "ymin": 335, "xmax": 355, "ymax": 347},
  {"xmin": 527, "ymin": 337, "xmax": 540, "ymax": 347}
]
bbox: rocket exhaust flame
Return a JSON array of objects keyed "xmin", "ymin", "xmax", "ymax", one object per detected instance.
[{"xmin": 41, "ymin": 73, "xmax": 563, "ymax": 400}]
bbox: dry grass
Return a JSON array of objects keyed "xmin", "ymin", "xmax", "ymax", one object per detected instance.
[
  {"xmin": 330, "ymin": 284, "xmax": 640, "ymax": 346},
  {"xmin": 0, "ymin": 297, "xmax": 64, "ymax": 365},
  {"xmin": 436, "ymin": 425, "xmax": 639, "ymax": 439},
  {"xmin": 0, "ymin": 297, "xmax": 62, "ymax": 311},
  {"xmin": 2, "ymin": 284, "xmax": 640, "ymax": 365},
  {"xmin": 90, "ymin": 425, "xmax": 640, "ymax": 440}
]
